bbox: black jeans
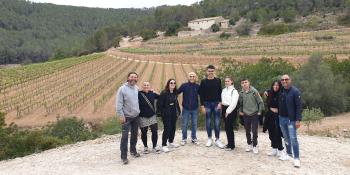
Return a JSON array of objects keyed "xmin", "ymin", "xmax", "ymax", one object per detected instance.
[
  {"xmin": 222, "ymin": 105, "xmax": 237, "ymax": 149},
  {"xmin": 140, "ymin": 123, "xmax": 158, "ymax": 148},
  {"xmin": 120, "ymin": 117, "xmax": 138, "ymax": 160},
  {"xmin": 162, "ymin": 113, "xmax": 177, "ymax": 146},
  {"xmin": 267, "ymin": 112, "xmax": 284, "ymax": 150},
  {"xmin": 243, "ymin": 114, "xmax": 259, "ymax": 147}
]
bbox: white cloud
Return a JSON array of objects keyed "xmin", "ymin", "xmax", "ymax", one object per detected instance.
[{"xmin": 29, "ymin": 0, "xmax": 200, "ymax": 9}]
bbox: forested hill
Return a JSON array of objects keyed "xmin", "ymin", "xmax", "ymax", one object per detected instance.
[
  {"xmin": 0, "ymin": 0, "xmax": 152, "ymax": 64},
  {"xmin": 1, "ymin": 0, "xmax": 349, "ymax": 65}
]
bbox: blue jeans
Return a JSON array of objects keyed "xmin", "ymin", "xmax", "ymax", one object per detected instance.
[
  {"xmin": 279, "ymin": 116, "xmax": 300, "ymax": 159},
  {"xmin": 204, "ymin": 102, "xmax": 221, "ymax": 139},
  {"xmin": 181, "ymin": 108, "xmax": 199, "ymax": 140}
]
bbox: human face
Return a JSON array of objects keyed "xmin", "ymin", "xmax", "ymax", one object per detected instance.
[
  {"xmin": 225, "ymin": 78, "xmax": 233, "ymax": 87},
  {"xmin": 241, "ymin": 80, "xmax": 250, "ymax": 91},
  {"xmin": 142, "ymin": 82, "xmax": 151, "ymax": 92},
  {"xmin": 273, "ymin": 82, "xmax": 280, "ymax": 92},
  {"xmin": 169, "ymin": 80, "xmax": 176, "ymax": 90},
  {"xmin": 127, "ymin": 73, "xmax": 138, "ymax": 86},
  {"xmin": 207, "ymin": 68, "xmax": 215, "ymax": 78},
  {"xmin": 188, "ymin": 72, "xmax": 197, "ymax": 83},
  {"xmin": 280, "ymin": 75, "xmax": 291, "ymax": 89}
]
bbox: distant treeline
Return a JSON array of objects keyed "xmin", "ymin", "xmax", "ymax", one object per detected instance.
[{"xmin": 1, "ymin": 0, "xmax": 350, "ymax": 64}]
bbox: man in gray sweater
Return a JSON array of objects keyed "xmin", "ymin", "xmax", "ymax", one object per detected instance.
[{"xmin": 116, "ymin": 72, "xmax": 140, "ymax": 165}]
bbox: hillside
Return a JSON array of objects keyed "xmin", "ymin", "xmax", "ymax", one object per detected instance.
[
  {"xmin": 0, "ymin": 131, "xmax": 349, "ymax": 175},
  {"xmin": 0, "ymin": 0, "xmax": 151, "ymax": 64},
  {"xmin": 117, "ymin": 28, "xmax": 350, "ymax": 64},
  {"xmin": 1, "ymin": 0, "xmax": 350, "ymax": 65}
]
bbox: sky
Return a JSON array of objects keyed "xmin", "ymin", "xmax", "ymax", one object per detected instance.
[{"xmin": 29, "ymin": 0, "xmax": 200, "ymax": 9}]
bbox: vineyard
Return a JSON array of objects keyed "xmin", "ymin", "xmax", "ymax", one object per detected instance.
[
  {"xmin": 118, "ymin": 28, "xmax": 350, "ymax": 64},
  {"xmin": 0, "ymin": 53, "xmax": 199, "ymax": 127},
  {"xmin": 2, "ymin": 27, "xmax": 350, "ymax": 127}
]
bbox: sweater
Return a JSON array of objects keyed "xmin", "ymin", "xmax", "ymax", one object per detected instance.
[
  {"xmin": 199, "ymin": 77, "xmax": 222, "ymax": 105},
  {"xmin": 177, "ymin": 82, "xmax": 200, "ymax": 110},
  {"xmin": 238, "ymin": 86, "xmax": 264, "ymax": 116},
  {"xmin": 116, "ymin": 82, "xmax": 140, "ymax": 118}
]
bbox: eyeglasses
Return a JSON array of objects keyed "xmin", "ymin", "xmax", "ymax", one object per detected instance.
[
  {"xmin": 189, "ymin": 76, "xmax": 195, "ymax": 77},
  {"xmin": 170, "ymin": 82, "xmax": 176, "ymax": 84},
  {"xmin": 281, "ymin": 78, "xmax": 290, "ymax": 81},
  {"xmin": 207, "ymin": 71, "xmax": 214, "ymax": 73}
]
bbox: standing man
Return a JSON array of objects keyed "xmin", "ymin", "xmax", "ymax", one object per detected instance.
[
  {"xmin": 199, "ymin": 65, "xmax": 225, "ymax": 148},
  {"xmin": 278, "ymin": 74, "xmax": 302, "ymax": 168},
  {"xmin": 116, "ymin": 72, "xmax": 141, "ymax": 165},
  {"xmin": 239, "ymin": 78, "xmax": 264, "ymax": 154},
  {"xmin": 178, "ymin": 72, "xmax": 200, "ymax": 146}
]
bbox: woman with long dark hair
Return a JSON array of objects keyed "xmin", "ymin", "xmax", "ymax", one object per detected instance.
[
  {"xmin": 263, "ymin": 80, "xmax": 284, "ymax": 157},
  {"xmin": 157, "ymin": 79, "xmax": 181, "ymax": 153}
]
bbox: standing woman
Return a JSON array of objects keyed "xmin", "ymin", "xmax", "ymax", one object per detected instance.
[
  {"xmin": 221, "ymin": 77, "xmax": 239, "ymax": 151},
  {"xmin": 138, "ymin": 81, "xmax": 161, "ymax": 154},
  {"xmin": 263, "ymin": 80, "xmax": 284, "ymax": 156},
  {"xmin": 157, "ymin": 79, "xmax": 181, "ymax": 153}
]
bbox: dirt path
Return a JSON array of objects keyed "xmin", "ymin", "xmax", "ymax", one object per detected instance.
[{"xmin": 0, "ymin": 131, "xmax": 349, "ymax": 175}]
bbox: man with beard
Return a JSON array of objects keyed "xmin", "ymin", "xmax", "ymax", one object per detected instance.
[{"xmin": 116, "ymin": 72, "xmax": 141, "ymax": 165}]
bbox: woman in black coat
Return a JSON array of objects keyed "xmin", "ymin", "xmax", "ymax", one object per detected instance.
[
  {"xmin": 263, "ymin": 80, "xmax": 284, "ymax": 157},
  {"xmin": 157, "ymin": 78, "xmax": 181, "ymax": 153}
]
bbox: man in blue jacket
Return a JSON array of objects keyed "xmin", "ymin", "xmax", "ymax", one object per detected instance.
[
  {"xmin": 278, "ymin": 74, "xmax": 302, "ymax": 168},
  {"xmin": 178, "ymin": 72, "xmax": 200, "ymax": 146}
]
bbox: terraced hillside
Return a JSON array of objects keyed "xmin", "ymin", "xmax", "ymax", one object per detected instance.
[{"xmin": 117, "ymin": 28, "xmax": 350, "ymax": 64}]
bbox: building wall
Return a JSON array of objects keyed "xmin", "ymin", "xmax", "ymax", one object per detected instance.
[{"xmin": 188, "ymin": 20, "xmax": 217, "ymax": 31}]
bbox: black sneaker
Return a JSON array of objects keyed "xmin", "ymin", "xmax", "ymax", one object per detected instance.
[
  {"xmin": 131, "ymin": 152, "xmax": 141, "ymax": 158},
  {"xmin": 122, "ymin": 159, "xmax": 129, "ymax": 165},
  {"xmin": 224, "ymin": 145, "xmax": 235, "ymax": 151}
]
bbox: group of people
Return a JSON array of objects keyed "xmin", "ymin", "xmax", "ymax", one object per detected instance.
[{"xmin": 116, "ymin": 65, "xmax": 302, "ymax": 168}]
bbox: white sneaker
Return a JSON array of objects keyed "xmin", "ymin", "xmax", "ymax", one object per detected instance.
[
  {"xmin": 215, "ymin": 139, "xmax": 225, "ymax": 149},
  {"xmin": 245, "ymin": 145, "xmax": 253, "ymax": 152},
  {"xmin": 277, "ymin": 150, "xmax": 283, "ymax": 157},
  {"xmin": 206, "ymin": 138, "xmax": 213, "ymax": 147},
  {"xmin": 143, "ymin": 147, "xmax": 149, "ymax": 154},
  {"xmin": 279, "ymin": 151, "xmax": 291, "ymax": 161},
  {"xmin": 294, "ymin": 159, "xmax": 301, "ymax": 168},
  {"xmin": 168, "ymin": 142, "xmax": 180, "ymax": 148},
  {"xmin": 253, "ymin": 146, "xmax": 259, "ymax": 154},
  {"xmin": 152, "ymin": 147, "xmax": 161, "ymax": 154},
  {"xmin": 180, "ymin": 140, "xmax": 187, "ymax": 146},
  {"xmin": 267, "ymin": 148, "xmax": 277, "ymax": 156},
  {"xmin": 162, "ymin": 146, "xmax": 170, "ymax": 153}
]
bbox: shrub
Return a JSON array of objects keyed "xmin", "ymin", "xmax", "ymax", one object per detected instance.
[
  {"xmin": 219, "ymin": 32, "xmax": 231, "ymax": 39},
  {"xmin": 337, "ymin": 14, "xmax": 350, "ymax": 27},
  {"xmin": 99, "ymin": 117, "xmax": 121, "ymax": 135},
  {"xmin": 258, "ymin": 23, "xmax": 296, "ymax": 35},
  {"xmin": 236, "ymin": 22, "xmax": 252, "ymax": 36},
  {"xmin": 46, "ymin": 117, "xmax": 96, "ymax": 143},
  {"xmin": 281, "ymin": 8, "xmax": 297, "ymax": 23},
  {"xmin": 165, "ymin": 22, "xmax": 181, "ymax": 36},
  {"xmin": 217, "ymin": 57, "xmax": 295, "ymax": 92},
  {"xmin": 211, "ymin": 24, "xmax": 220, "ymax": 32},
  {"xmin": 140, "ymin": 29, "xmax": 157, "ymax": 41},
  {"xmin": 315, "ymin": 35, "xmax": 335, "ymax": 41},
  {"xmin": 229, "ymin": 19, "xmax": 236, "ymax": 26},
  {"xmin": 293, "ymin": 54, "xmax": 348, "ymax": 115},
  {"xmin": 302, "ymin": 107, "xmax": 324, "ymax": 131}
]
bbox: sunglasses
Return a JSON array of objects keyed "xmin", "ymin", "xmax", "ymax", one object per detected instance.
[
  {"xmin": 281, "ymin": 78, "xmax": 290, "ymax": 81},
  {"xmin": 170, "ymin": 82, "xmax": 176, "ymax": 84}
]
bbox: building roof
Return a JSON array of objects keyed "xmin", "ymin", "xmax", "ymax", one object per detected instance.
[{"xmin": 189, "ymin": 16, "xmax": 224, "ymax": 23}]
